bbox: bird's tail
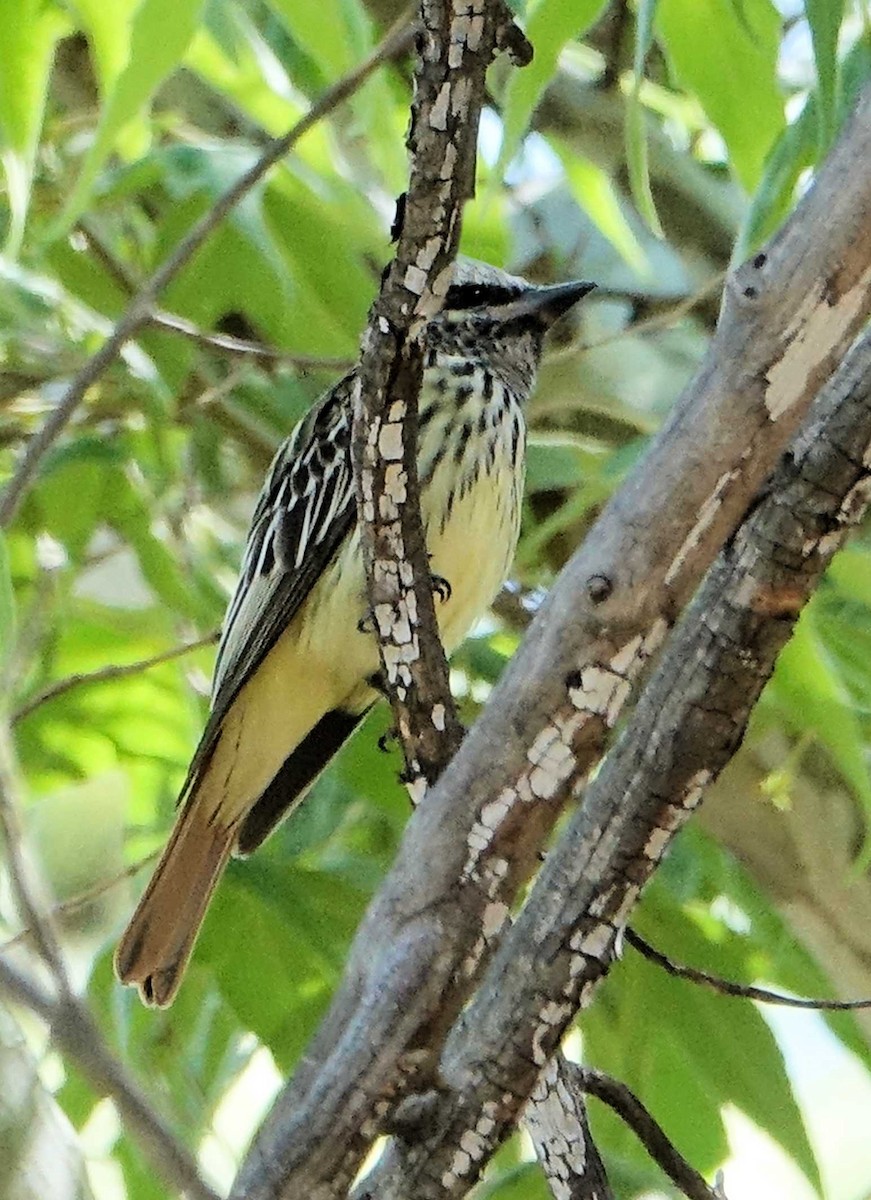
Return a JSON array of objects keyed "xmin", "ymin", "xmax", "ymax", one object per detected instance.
[{"xmin": 114, "ymin": 800, "xmax": 237, "ymax": 1008}]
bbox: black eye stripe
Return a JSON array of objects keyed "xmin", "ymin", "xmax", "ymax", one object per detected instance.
[{"xmin": 444, "ymin": 282, "xmax": 522, "ymax": 310}]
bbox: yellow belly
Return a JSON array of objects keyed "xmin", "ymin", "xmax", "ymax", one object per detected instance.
[{"xmin": 206, "ymin": 448, "xmax": 522, "ymax": 825}]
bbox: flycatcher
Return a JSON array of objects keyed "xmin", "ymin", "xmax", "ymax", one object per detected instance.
[{"xmin": 115, "ymin": 261, "xmax": 593, "ymax": 1005}]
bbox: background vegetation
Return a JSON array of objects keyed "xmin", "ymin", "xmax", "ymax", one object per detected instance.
[{"xmin": 2, "ymin": 0, "xmax": 871, "ymax": 1196}]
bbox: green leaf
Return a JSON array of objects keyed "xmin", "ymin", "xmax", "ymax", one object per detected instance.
[
  {"xmin": 804, "ymin": 0, "xmax": 845, "ymax": 149},
  {"xmin": 0, "ymin": 0, "xmax": 69, "ymax": 254},
  {"xmin": 595, "ymin": 888, "xmax": 822, "ymax": 1192},
  {"xmin": 656, "ymin": 0, "xmax": 785, "ymax": 193},
  {"xmin": 554, "ymin": 143, "xmax": 650, "ymax": 273},
  {"xmin": 475, "ymin": 1161, "xmax": 550, "ymax": 1200},
  {"xmin": 198, "ymin": 872, "xmax": 339, "ymax": 1072},
  {"xmin": 88, "ymin": 948, "xmax": 248, "ymax": 1140},
  {"xmin": 624, "ymin": 0, "xmax": 664, "ymax": 235},
  {"xmin": 0, "ymin": 529, "xmax": 15, "ymax": 676},
  {"xmin": 643, "ymin": 902, "xmax": 825, "ymax": 1190},
  {"xmin": 735, "ymin": 33, "xmax": 871, "ymax": 258},
  {"xmin": 184, "ymin": 12, "xmax": 302, "ymax": 136},
  {"xmin": 732, "ymin": 90, "xmax": 817, "ymax": 259},
  {"xmin": 498, "ymin": 0, "xmax": 609, "ymax": 173},
  {"xmin": 59, "ymin": 0, "xmax": 207, "ymax": 231},
  {"xmin": 33, "ymin": 437, "xmax": 124, "ymax": 559},
  {"xmin": 827, "ymin": 544, "xmax": 871, "ymax": 610},
  {"xmin": 266, "ymin": 0, "xmax": 365, "ymax": 76},
  {"xmin": 767, "ymin": 612, "xmax": 871, "ymax": 835}
]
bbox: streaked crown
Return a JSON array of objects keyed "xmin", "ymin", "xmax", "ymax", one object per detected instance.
[{"xmin": 428, "ymin": 260, "xmax": 594, "ymax": 395}]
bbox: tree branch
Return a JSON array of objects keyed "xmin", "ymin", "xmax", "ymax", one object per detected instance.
[
  {"xmin": 12, "ymin": 630, "xmax": 219, "ymax": 724},
  {"xmin": 233, "ymin": 1, "xmax": 531, "ymax": 1197},
  {"xmin": 236, "ymin": 80, "xmax": 871, "ymax": 1200},
  {"xmin": 0, "ymin": 853, "xmax": 157, "ymax": 955},
  {"xmin": 579, "ymin": 1067, "xmax": 725, "ymax": 1200},
  {"xmin": 362, "ymin": 319, "xmax": 871, "ymax": 1196},
  {"xmin": 525, "ymin": 1055, "xmax": 615, "ymax": 1200},
  {"xmin": 79, "ymin": 219, "xmax": 353, "ymax": 371},
  {"xmin": 0, "ymin": 14, "xmax": 416, "ymax": 529},
  {"xmin": 349, "ymin": 0, "xmax": 530, "ymax": 796},
  {"xmin": 0, "ymin": 725, "xmax": 72, "ymax": 991},
  {"xmin": 625, "ymin": 928, "xmax": 871, "ymax": 1011},
  {"xmin": 0, "ymin": 956, "xmax": 220, "ymax": 1200},
  {"xmin": 0, "ymin": 722, "xmax": 217, "ymax": 1200}
]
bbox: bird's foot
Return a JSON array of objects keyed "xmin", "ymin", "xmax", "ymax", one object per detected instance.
[
  {"xmin": 357, "ymin": 609, "xmax": 376, "ymax": 635},
  {"xmin": 431, "ymin": 573, "xmax": 452, "ymax": 603},
  {"xmin": 366, "ymin": 670, "xmax": 387, "ymax": 697},
  {"xmin": 377, "ymin": 726, "xmax": 399, "ymax": 753}
]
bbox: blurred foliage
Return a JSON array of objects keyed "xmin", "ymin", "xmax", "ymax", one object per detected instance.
[{"xmin": 1, "ymin": 0, "xmax": 871, "ymax": 1197}]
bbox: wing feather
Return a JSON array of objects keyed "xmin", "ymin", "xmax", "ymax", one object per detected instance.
[{"xmin": 183, "ymin": 372, "xmax": 359, "ymax": 792}]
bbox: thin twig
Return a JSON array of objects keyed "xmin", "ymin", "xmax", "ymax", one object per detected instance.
[
  {"xmin": 0, "ymin": 852, "xmax": 158, "ymax": 954},
  {"xmin": 0, "ymin": 724, "xmax": 72, "ymax": 991},
  {"xmin": 626, "ymin": 928, "xmax": 871, "ymax": 1011},
  {"xmin": 0, "ymin": 13, "xmax": 416, "ymax": 528},
  {"xmin": 78, "ymin": 219, "xmax": 354, "ymax": 370},
  {"xmin": 0, "ymin": 956, "xmax": 220, "ymax": 1200},
  {"xmin": 150, "ymin": 310, "xmax": 354, "ymax": 371},
  {"xmin": 545, "ymin": 270, "xmax": 726, "ymax": 364},
  {"xmin": 13, "ymin": 630, "xmax": 220, "ymax": 723},
  {"xmin": 579, "ymin": 1067, "xmax": 725, "ymax": 1200}
]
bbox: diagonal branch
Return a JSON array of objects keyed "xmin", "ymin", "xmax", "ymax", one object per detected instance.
[
  {"xmin": 365, "ymin": 321, "xmax": 871, "ymax": 1196},
  {"xmin": 0, "ymin": 955, "xmax": 219, "ymax": 1200},
  {"xmin": 12, "ymin": 630, "xmax": 219, "ymax": 723},
  {"xmin": 526, "ymin": 1055, "xmax": 615, "ymax": 1200},
  {"xmin": 237, "ymin": 79, "xmax": 871, "ymax": 1200},
  {"xmin": 625, "ymin": 929, "xmax": 871, "ymax": 1011},
  {"xmin": 0, "ymin": 723, "xmax": 217, "ymax": 1200},
  {"xmin": 0, "ymin": 15, "xmax": 416, "ymax": 529},
  {"xmin": 579, "ymin": 1068, "xmax": 724, "ymax": 1200}
]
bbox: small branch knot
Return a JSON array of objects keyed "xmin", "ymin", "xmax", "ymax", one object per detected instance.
[{"xmin": 586, "ymin": 573, "xmax": 613, "ymax": 603}]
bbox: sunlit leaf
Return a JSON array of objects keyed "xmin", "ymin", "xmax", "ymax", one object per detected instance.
[
  {"xmin": 656, "ymin": 0, "xmax": 785, "ymax": 192},
  {"xmin": 0, "ymin": 0, "xmax": 69, "ymax": 253},
  {"xmin": 766, "ymin": 611, "xmax": 871, "ymax": 845},
  {"xmin": 498, "ymin": 0, "xmax": 609, "ymax": 174},
  {"xmin": 59, "ymin": 0, "xmax": 207, "ymax": 230},
  {"xmin": 803, "ymin": 0, "xmax": 845, "ymax": 149}
]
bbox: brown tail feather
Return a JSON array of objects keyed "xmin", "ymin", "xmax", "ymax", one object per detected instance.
[{"xmin": 114, "ymin": 803, "xmax": 237, "ymax": 1007}]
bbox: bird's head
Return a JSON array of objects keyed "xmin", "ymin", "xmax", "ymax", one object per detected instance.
[{"xmin": 426, "ymin": 259, "xmax": 595, "ymax": 394}]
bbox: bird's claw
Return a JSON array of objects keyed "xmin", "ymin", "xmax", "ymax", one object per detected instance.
[
  {"xmin": 431, "ymin": 574, "xmax": 452, "ymax": 603},
  {"xmin": 378, "ymin": 727, "xmax": 399, "ymax": 753}
]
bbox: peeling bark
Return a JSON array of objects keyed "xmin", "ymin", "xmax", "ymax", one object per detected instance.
[
  {"xmin": 525, "ymin": 1057, "xmax": 614, "ymax": 1200},
  {"xmin": 234, "ymin": 76, "xmax": 871, "ymax": 1200},
  {"xmin": 365, "ymin": 327, "xmax": 871, "ymax": 1196},
  {"xmin": 350, "ymin": 0, "xmax": 530, "ymax": 797}
]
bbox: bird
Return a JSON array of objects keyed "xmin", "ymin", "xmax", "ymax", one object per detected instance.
[{"xmin": 115, "ymin": 260, "xmax": 594, "ymax": 1006}]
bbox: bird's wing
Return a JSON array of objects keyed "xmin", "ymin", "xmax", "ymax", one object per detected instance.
[{"xmin": 185, "ymin": 372, "xmax": 359, "ymax": 788}]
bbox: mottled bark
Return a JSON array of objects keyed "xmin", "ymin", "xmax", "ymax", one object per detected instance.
[
  {"xmin": 526, "ymin": 1056, "xmax": 614, "ymax": 1200},
  {"xmin": 364, "ymin": 327, "xmax": 871, "ymax": 1197},
  {"xmin": 234, "ymin": 75, "xmax": 871, "ymax": 1200}
]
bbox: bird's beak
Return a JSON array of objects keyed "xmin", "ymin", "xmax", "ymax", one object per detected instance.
[
  {"xmin": 527, "ymin": 279, "xmax": 596, "ymax": 325},
  {"xmin": 496, "ymin": 279, "xmax": 596, "ymax": 327}
]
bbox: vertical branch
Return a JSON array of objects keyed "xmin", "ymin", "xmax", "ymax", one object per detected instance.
[
  {"xmin": 526, "ymin": 1055, "xmax": 615, "ymax": 1200},
  {"xmin": 351, "ymin": 0, "xmax": 532, "ymax": 795}
]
